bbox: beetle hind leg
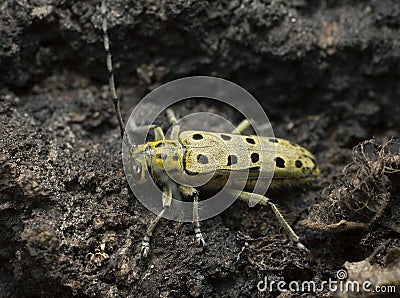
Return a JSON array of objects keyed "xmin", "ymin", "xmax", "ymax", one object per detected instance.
[{"xmin": 228, "ymin": 189, "xmax": 310, "ymax": 253}]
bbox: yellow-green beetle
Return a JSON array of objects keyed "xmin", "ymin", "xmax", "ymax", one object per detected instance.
[{"xmin": 101, "ymin": 0, "xmax": 319, "ymax": 257}]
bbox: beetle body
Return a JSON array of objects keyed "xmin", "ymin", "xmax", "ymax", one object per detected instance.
[{"xmin": 130, "ymin": 130, "xmax": 319, "ymax": 192}]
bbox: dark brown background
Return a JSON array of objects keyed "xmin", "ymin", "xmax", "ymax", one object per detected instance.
[{"xmin": 1, "ymin": 0, "xmax": 399, "ymax": 297}]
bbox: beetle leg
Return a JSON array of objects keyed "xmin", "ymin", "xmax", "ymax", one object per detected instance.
[
  {"xmin": 154, "ymin": 126, "xmax": 165, "ymax": 141},
  {"xmin": 166, "ymin": 108, "xmax": 177, "ymax": 124},
  {"xmin": 131, "ymin": 124, "xmax": 156, "ymax": 133},
  {"xmin": 140, "ymin": 185, "xmax": 172, "ymax": 257},
  {"xmin": 231, "ymin": 119, "xmax": 251, "ymax": 134},
  {"xmin": 228, "ymin": 189, "xmax": 310, "ymax": 253},
  {"xmin": 178, "ymin": 185, "xmax": 206, "ymax": 247},
  {"xmin": 193, "ymin": 194, "xmax": 206, "ymax": 247},
  {"xmin": 170, "ymin": 126, "xmax": 180, "ymax": 140},
  {"xmin": 166, "ymin": 108, "xmax": 180, "ymax": 140}
]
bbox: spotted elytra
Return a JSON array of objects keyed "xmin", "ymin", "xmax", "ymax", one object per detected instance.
[{"xmin": 101, "ymin": 0, "xmax": 319, "ymax": 257}]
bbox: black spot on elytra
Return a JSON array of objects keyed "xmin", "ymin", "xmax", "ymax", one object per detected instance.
[
  {"xmin": 251, "ymin": 152, "xmax": 259, "ymax": 163},
  {"xmin": 246, "ymin": 137, "xmax": 256, "ymax": 144},
  {"xmin": 172, "ymin": 155, "xmax": 179, "ymax": 161},
  {"xmin": 269, "ymin": 138, "xmax": 278, "ymax": 143},
  {"xmin": 227, "ymin": 155, "xmax": 238, "ymax": 166},
  {"xmin": 274, "ymin": 157, "xmax": 285, "ymax": 168},
  {"xmin": 192, "ymin": 134, "xmax": 203, "ymax": 140},
  {"xmin": 157, "ymin": 154, "xmax": 168, "ymax": 160},
  {"xmin": 249, "ymin": 166, "xmax": 260, "ymax": 172},
  {"xmin": 186, "ymin": 170, "xmax": 199, "ymax": 176},
  {"xmin": 155, "ymin": 142, "xmax": 164, "ymax": 148},
  {"xmin": 221, "ymin": 134, "xmax": 231, "ymax": 141},
  {"xmin": 295, "ymin": 160, "xmax": 303, "ymax": 168},
  {"xmin": 197, "ymin": 154, "xmax": 209, "ymax": 164}
]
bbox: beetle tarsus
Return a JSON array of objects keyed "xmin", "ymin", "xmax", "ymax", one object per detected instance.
[
  {"xmin": 194, "ymin": 227, "xmax": 206, "ymax": 247},
  {"xmin": 141, "ymin": 236, "xmax": 151, "ymax": 257}
]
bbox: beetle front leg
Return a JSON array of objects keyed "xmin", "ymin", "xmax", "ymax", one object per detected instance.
[
  {"xmin": 153, "ymin": 126, "xmax": 165, "ymax": 141},
  {"xmin": 166, "ymin": 108, "xmax": 180, "ymax": 140},
  {"xmin": 140, "ymin": 184, "xmax": 172, "ymax": 257}
]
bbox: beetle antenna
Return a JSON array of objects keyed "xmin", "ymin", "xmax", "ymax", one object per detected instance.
[{"xmin": 101, "ymin": 0, "xmax": 132, "ymax": 146}]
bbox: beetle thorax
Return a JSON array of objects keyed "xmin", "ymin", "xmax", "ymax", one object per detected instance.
[{"xmin": 147, "ymin": 140, "xmax": 184, "ymax": 178}]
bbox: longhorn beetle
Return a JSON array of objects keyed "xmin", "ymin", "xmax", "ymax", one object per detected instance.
[{"xmin": 100, "ymin": 0, "xmax": 319, "ymax": 257}]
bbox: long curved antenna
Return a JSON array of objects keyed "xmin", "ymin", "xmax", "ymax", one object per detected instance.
[{"xmin": 101, "ymin": 0, "xmax": 131, "ymax": 146}]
